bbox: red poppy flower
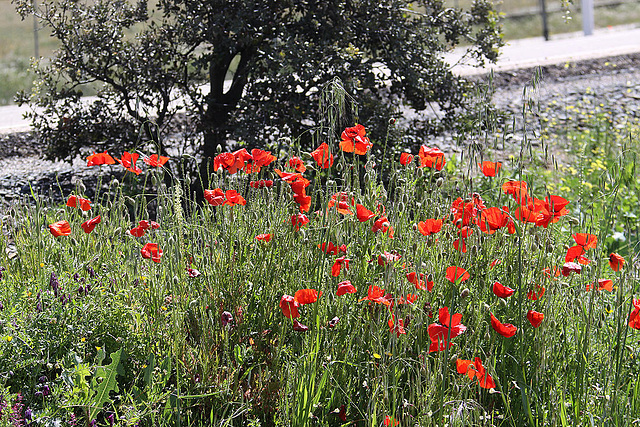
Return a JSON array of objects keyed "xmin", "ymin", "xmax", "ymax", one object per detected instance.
[
  {"xmin": 81, "ymin": 215, "xmax": 101, "ymax": 234},
  {"xmin": 372, "ymin": 216, "xmax": 394, "ymax": 238},
  {"xmin": 446, "ymin": 266, "xmax": 470, "ymax": 283},
  {"xmin": 249, "ymin": 179, "xmax": 274, "ymax": 189},
  {"xmin": 291, "ymin": 213, "xmax": 309, "ymax": 230},
  {"xmin": 279, "ymin": 294, "xmax": 300, "ymax": 319},
  {"xmin": 453, "ymin": 237, "xmax": 467, "ymax": 253},
  {"xmin": 565, "ymin": 245, "xmax": 585, "ymax": 263},
  {"xmin": 49, "ymin": 220, "xmax": 71, "ymax": 237},
  {"xmin": 358, "ymin": 285, "xmax": 391, "ymax": 306},
  {"xmin": 186, "ymin": 267, "xmax": 201, "ymax": 278},
  {"xmin": 355, "ymin": 204, "xmax": 375, "ymax": 222},
  {"xmin": 116, "ymin": 152, "xmax": 142, "ymax": 175},
  {"xmin": 502, "ymin": 180, "xmax": 532, "ymax": 207},
  {"xmin": 213, "ymin": 152, "xmax": 235, "ymax": 173},
  {"xmin": 86, "ymin": 151, "xmax": 116, "ymax": 166},
  {"xmin": 294, "ymin": 288, "xmax": 322, "ymax": 305},
  {"xmin": 143, "ymin": 154, "xmax": 170, "ymax": 167},
  {"xmin": 586, "ymin": 279, "xmax": 613, "ymax": 292},
  {"xmin": 456, "ymin": 357, "xmax": 496, "ymax": 389},
  {"xmin": 428, "ymin": 307, "xmax": 466, "ymax": 352},
  {"xmin": 331, "ymin": 256, "xmax": 350, "ymax": 277},
  {"xmin": 399, "ymin": 152, "xmax": 414, "ymax": 165},
  {"xmin": 492, "ymin": 281, "xmax": 515, "ymax": 298},
  {"xmin": 224, "ymin": 190, "xmax": 246, "ymax": 206},
  {"xmin": 255, "ymin": 233, "xmax": 272, "ymax": 242},
  {"xmin": 527, "ymin": 310, "xmax": 544, "ymax": 328},
  {"xmin": 479, "ymin": 207, "xmax": 510, "ymax": 234},
  {"xmin": 574, "ymin": 233, "xmax": 597, "ymax": 249},
  {"xmin": 417, "ymin": 219, "xmax": 443, "ymax": 236},
  {"xmin": 288, "ymin": 156, "xmax": 306, "ymax": 173},
  {"xmin": 292, "ymin": 319, "xmax": 309, "ymax": 331},
  {"xmin": 139, "ymin": 220, "xmax": 160, "ymax": 230},
  {"xmin": 383, "ymin": 415, "xmax": 399, "ymax": 426},
  {"xmin": 490, "ymin": 313, "xmax": 517, "ymax": 337},
  {"xmin": 141, "ymin": 243, "xmax": 163, "ymax": 263},
  {"xmin": 562, "ymin": 262, "xmax": 582, "ymax": 277},
  {"xmin": 129, "ymin": 226, "xmax": 146, "ymax": 237},
  {"xmin": 451, "ymin": 197, "xmax": 478, "ymax": 228},
  {"xmin": 527, "ymin": 284, "xmax": 546, "ymax": 300},
  {"xmin": 377, "ymin": 251, "xmax": 400, "ymax": 266},
  {"xmin": 339, "ymin": 124, "xmax": 372, "ymax": 155},
  {"xmin": 311, "ymin": 142, "xmax": 334, "ymax": 168},
  {"xmin": 336, "ymin": 280, "xmax": 357, "ymax": 296},
  {"xmin": 609, "ymin": 253, "xmax": 625, "ymax": 271},
  {"xmin": 66, "ymin": 195, "xmax": 92, "ymax": 211},
  {"xmin": 479, "ymin": 161, "xmax": 502, "ymax": 177},
  {"xmin": 406, "ymin": 272, "xmax": 426, "ymax": 291},
  {"xmin": 232, "ymin": 148, "xmax": 252, "ymax": 173},
  {"xmin": 628, "ymin": 298, "xmax": 640, "ymax": 330},
  {"xmin": 318, "ymin": 242, "xmax": 346, "ymax": 256},
  {"xmin": 204, "ymin": 188, "xmax": 226, "ymax": 206},
  {"xmin": 418, "ymin": 146, "xmax": 446, "ymax": 170},
  {"xmin": 397, "ymin": 293, "xmax": 418, "ymax": 305},
  {"xmin": 245, "ymin": 148, "xmax": 276, "ymax": 173},
  {"xmin": 388, "ymin": 315, "xmax": 406, "ymax": 337}
]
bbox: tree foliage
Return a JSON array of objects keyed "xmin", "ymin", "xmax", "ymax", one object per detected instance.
[{"xmin": 15, "ymin": 0, "xmax": 502, "ymax": 173}]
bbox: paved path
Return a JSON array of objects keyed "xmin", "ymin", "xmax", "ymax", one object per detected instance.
[
  {"xmin": 446, "ymin": 24, "xmax": 640, "ymax": 76},
  {"xmin": 1, "ymin": 25, "xmax": 639, "ymax": 133}
]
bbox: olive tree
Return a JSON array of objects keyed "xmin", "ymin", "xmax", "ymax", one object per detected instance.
[{"xmin": 15, "ymin": 0, "xmax": 502, "ymax": 173}]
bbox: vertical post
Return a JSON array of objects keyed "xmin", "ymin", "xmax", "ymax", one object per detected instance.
[
  {"xmin": 582, "ymin": 0, "xmax": 594, "ymax": 36},
  {"xmin": 33, "ymin": 0, "xmax": 39, "ymax": 58},
  {"xmin": 539, "ymin": 0, "xmax": 549, "ymax": 41}
]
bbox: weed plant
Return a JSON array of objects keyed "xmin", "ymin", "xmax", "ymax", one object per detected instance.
[{"xmin": 0, "ymin": 81, "xmax": 638, "ymax": 426}]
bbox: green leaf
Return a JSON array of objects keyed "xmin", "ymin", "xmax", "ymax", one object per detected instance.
[{"xmin": 89, "ymin": 348, "xmax": 123, "ymax": 421}]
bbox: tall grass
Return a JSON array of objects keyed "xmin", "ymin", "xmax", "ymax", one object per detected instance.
[{"xmin": 0, "ymin": 78, "xmax": 638, "ymax": 426}]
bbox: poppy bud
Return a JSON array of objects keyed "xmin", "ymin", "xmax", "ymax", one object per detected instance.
[
  {"xmin": 483, "ymin": 303, "xmax": 491, "ymax": 312},
  {"xmin": 389, "ymin": 117, "xmax": 396, "ymax": 125},
  {"xmin": 216, "ymin": 144, "xmax": 222, "ymax": 154},
  {"xmin": 569, "ymin": 217, "xmax": 579, "ymax": 226},
  {"xmin": 449, "ymin": 353, "xmax": 458, "ymax": 363},
  {"xmin": 436, "ymin": 177, "xmax": 444, "ymax": 187},
  {"xmin": 485, "ymin": 332, "xmax": 491, "ymax": 341},
  {"xmin": 460, "ymin": 288, "xmax": 470, "ymax": 299},
  {"xmin": 499, "ymin": 298, "xmax": 507, "ymax": 307},
  {"xmin": 397, "ymin": 202, "xmax": 405, "ymax": 213}
]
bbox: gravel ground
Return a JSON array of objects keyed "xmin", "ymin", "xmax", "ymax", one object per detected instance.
[{"xmin": 1, "ymin": 52, "xmax": 639, "ymax": 204}]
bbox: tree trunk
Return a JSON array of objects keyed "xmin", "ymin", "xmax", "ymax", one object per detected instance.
[{"xmin": 197, "ymin": 48, "xmax": 251, "ymax": 193}]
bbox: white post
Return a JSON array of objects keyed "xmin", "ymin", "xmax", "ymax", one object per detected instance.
[{"xmin": 582, "ymin": 0, "xmax": 594, "ymax": 36}]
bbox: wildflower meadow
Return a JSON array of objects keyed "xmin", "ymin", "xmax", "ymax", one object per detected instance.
[{"xmin": 0, "ymin": 83, "xmax": 639, "ymax": 426}]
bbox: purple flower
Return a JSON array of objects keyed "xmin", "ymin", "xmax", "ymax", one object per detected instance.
[
  {"xmin": 49, "ymin": 272, "xmax": 60, "ymax": 298},
  {"xmin": 87, "ymin": 266, "xmax": 96, "ymax": 278},
  {"xmin": 42, "ymin": 385, "xmax": 50, "ymax": 397},
  {"xmin": 106, "ymin": 412, "xmax": 115, "ymax": 427},
  {"xmin": 23, "ymin": 408, "xmax": 32, "ymax": 421},
  {"xmin": 38, "ymin": 376, "xmax": 47, "ymax": 383}
]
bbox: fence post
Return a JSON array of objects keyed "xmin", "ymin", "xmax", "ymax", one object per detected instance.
[
  {"xmin": 539, "ymin": 0, "xmax": 549, "ymax": 40},
  {"xmin": 582, "ymin": 0, "xmax": 594, "ymax": 36}
]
